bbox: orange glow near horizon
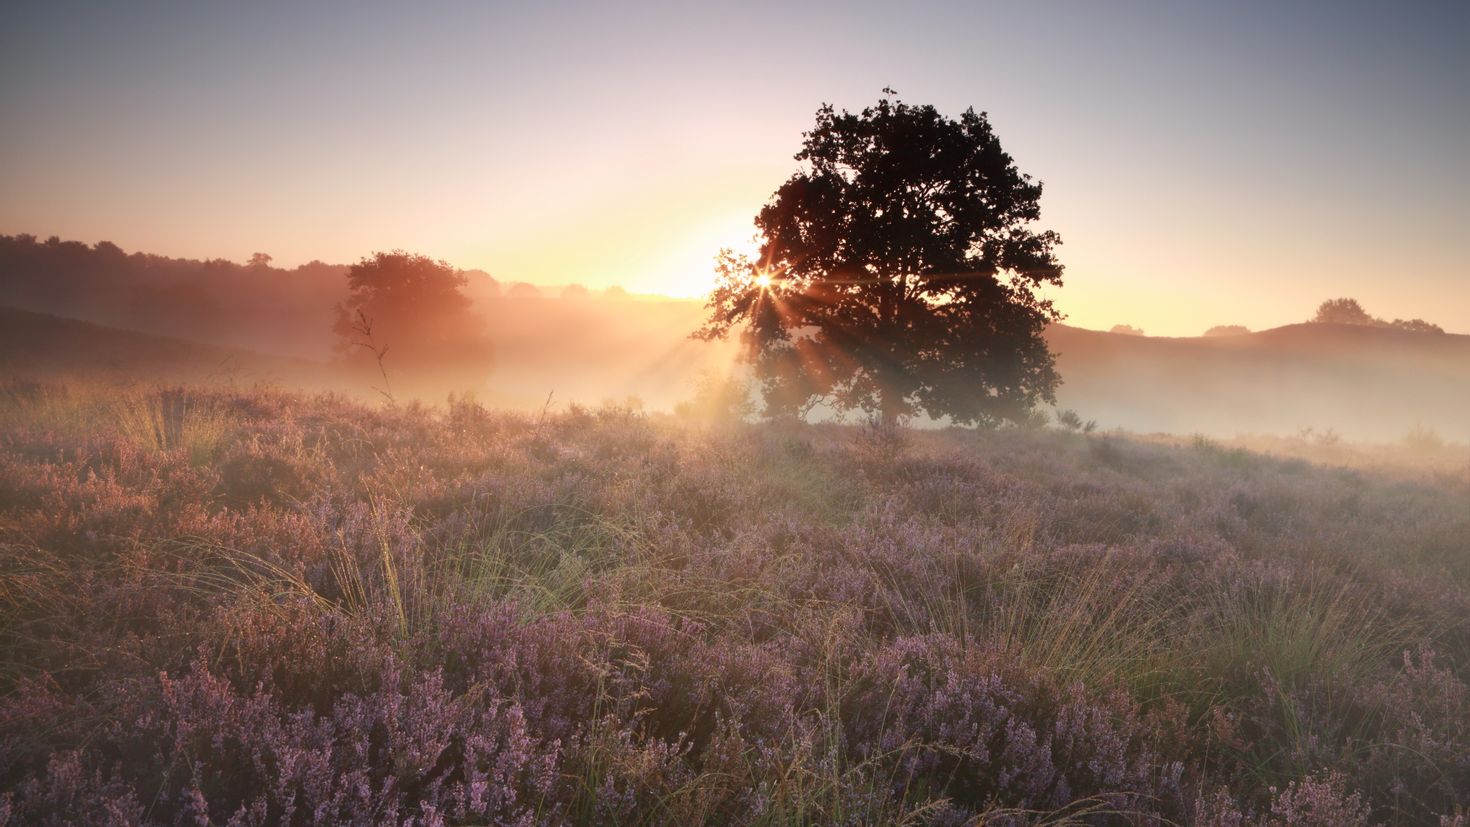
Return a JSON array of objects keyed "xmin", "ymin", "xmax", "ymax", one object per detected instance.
[{"xmin": 1, "ymin": 4, "xmax": 1466, "ymax": 335}]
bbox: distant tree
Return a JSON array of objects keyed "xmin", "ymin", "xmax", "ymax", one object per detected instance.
[
  {"xmin": 1388, "ymin": 318, "xmax": 1444, "ymax": 334},
  {"xmin": 1110, "ymin": 324, "xmax": 1145, "ymax": 336},
  {"xmin": 248, "ymin": 252, "xmax": 273, "ymax": 269},
  {"xmin": 460, "ymin": 268, "xmax": 501, "ymax": 299},
  {"xmin": 1310, "ymin": 298, "xmax": 1445, "ymax": 333},
  {"xmin": 603, "ymin": 285, "xmax": 631, "ymax": 300},
  {"xmin": 1204, "ymin": 325, "xmax": 1251, "ymax": 337},
  {"xmin": 507, "ymin": 282, "xmax": 544, "ymax": 299},
  {"xmin": 333, "ymin": 251, "xmax": 492, "ymax": 389},
  {"xmin": 697, "ymin": 92, "xmax": 1064, "ymax": 426},
  {"xmin": 1053, "ymin": 408, "xmax": 1095, "ymax": 433},
  {"xmin": 1313, "ymin": 298, "xmax": 1374, "ymax": 325},
  {"xmin": 560, "ymin": 283, "xmax": 591, "ymax": 300}
]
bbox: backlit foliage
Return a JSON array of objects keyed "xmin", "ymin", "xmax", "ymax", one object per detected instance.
[{"xmin": 698, "ymin": 93, "xmax": 1064, "ymax": 426}]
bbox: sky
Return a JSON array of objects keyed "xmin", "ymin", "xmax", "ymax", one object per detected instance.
[{"xmin": 1, "ymin": 1, "xmax": 1466, "ymax": 336}]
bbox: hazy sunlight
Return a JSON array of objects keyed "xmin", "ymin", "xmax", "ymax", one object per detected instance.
[
  {"xmin": 639, "ymin": 210, "xmax": 759, "ymax": 298},
  {"xmin": 2, "ymin": 4, "xmax": 1468, "ymax": 823}
]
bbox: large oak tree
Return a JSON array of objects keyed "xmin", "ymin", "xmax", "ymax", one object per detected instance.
[{"xmin": 698, "ymin": 93, "xmax": 1065, "ymax": 425}]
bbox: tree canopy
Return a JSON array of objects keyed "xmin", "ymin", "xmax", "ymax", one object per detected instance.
[
  {"xmin": 1313, "ymin": 298, "xmax": 1375, "ymax": 326},
  {"xmin": 1203, "ymin": 325, "xmax": 1251, "ymax": 337},
  {"xmin": 697, "ymin": 93, "xmax": 1064, "ymax": 425},
  {"xmin": 333, "ymin": 251, "xmax": 493, "ymax": 391},
  {"xmin": 1311, "ymin": 297, "xmax": 1443, "ymax": 333}
]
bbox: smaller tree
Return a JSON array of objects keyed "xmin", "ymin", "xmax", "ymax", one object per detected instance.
[
  {"xmin": 1110, "ymin": 324, "xmax": 1145, "ymax": 336},
  {"xmin": 1310, "ymin": 299, "xmax": 1445, "ymax": 333},
  {"xmin": 1053, "ymin": 408, "xmax": 1095, "ymax": 433},
  {"xmin": 1388, "ymin": 318, "xmax": 1444, "ymax": 334},
  {"xmin": 1204, "ymin": 325, "xmax": 1251, "ymax": 337},
  {"xmin": 333, "ymin": 251, "xmax": 493, "ymax": 392},
  {"xmin": 1313, "ymin": 298, "xmax": 1374, "ymax": 326}
]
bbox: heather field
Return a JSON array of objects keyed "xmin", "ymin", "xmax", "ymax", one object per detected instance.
[{"xmin": 1, "ymin": 383, "xmax": 1467, "ymax": 826}]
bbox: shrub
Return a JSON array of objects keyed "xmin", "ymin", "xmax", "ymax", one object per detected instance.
[{"xmin": 2, "ymin": 382, "xmax": 1466, "ymax": 824}]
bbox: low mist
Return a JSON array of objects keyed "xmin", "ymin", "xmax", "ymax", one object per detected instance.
[{"xmin": 1, "ymin": 234, "xmax": 1466, "ymax": 448}]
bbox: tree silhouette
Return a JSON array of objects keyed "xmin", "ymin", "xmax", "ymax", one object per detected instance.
[
  {"xmin": 1313, "ymin": 298, "xmax": 1374, "ymax": 325},
  {"xmin": 333, "ymin": 251, "xmax": 493, "ymax": 390},
  {"xmin": 0, "ymin": 233, "xmax": 346, "ymax": 357},
  {"xmin": 1310, "ymin": 297, "xmax": 1444, "ymax": 333},
  {"xmin": 1389, "ymin": 317, "xmax": 1443, "ymax": 334},
  {"xmin": 697, "ymin": 93, "xmax": 1064, "ymax": 425},
  {"xmin": 1204, "ymin": 325, "xmax": 1251, "ymax": 337}
]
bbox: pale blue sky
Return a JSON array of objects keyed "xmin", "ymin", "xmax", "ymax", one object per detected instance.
[{"xmin": 2, "ymin": 1, "xmax": 1466, "ymax": 333}]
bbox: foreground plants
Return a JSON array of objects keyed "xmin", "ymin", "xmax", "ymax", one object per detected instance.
[{"xmin": 0, "ymin": 383, "xmax": 1467, "ymax": 825}]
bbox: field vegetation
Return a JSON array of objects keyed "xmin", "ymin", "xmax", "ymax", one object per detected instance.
[{"xmin": 1, "ymin": 381, "xmax": 1466, "ymax": 825}]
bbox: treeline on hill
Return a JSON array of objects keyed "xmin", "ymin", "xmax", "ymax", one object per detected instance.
[
  {"xmin": 0, "ymin": 234, "xmax": 736, "ymax": 411},
  {"xmin": 0, "ymin": 235, "xmax": 350, "ymax": 357},
  {"xmin": 1108, "ymin": 300, "xmax": 1446, "ymax": 340},
  {"xmin": 1312, "ymin": 298, "xmax": 1445, "ymax": 334},
  {"xmin": 0, "ymin": 235, "xmax": 631, "ymax": 362}
]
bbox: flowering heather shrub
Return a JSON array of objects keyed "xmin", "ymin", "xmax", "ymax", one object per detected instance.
[
  {"xmin": 3, "ymin": 661, "xmax": 561, "ymax": 825},
  {"xmin": 839, "ymin": 634, "xmax": 1185, "ymax": 819},
  {"xmin": 1193, "ymin": 770, "xmax": 1373, "ymax": 826},
  {"xmin": 1, "ymin": 382, "xmax": 1468, "ymax": 824},
  {"xmin": 1347, "ymin": 649, "xmax": 1470, "ymax": 820}
]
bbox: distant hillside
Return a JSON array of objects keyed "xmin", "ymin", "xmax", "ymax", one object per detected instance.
[
  {"xmin": 1047, "ymin": 322, "xmax": 1470, "ymax": 441},
  {"xmin": 0, "ymin": 234, "xmax": 348, "ymax": 358},
  {"xmin": 0, "ymin": 301, "xmax": 724, "ymax": 408},
  {"xmin": 0, "ymin": 306, "xmax": 327, "ymax": 387}
]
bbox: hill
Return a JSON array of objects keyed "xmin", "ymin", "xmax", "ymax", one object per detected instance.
[
  {"xmin": 0, "ymin": 305, "xmax": 327, "ymax": 387},
  {"xmin": 1047, "ymin": 322, "xmax": 1470, "ymax": 441},
  {"xmin": 0, "ymin": 234, "xmax": 348, "ymax": 358}
]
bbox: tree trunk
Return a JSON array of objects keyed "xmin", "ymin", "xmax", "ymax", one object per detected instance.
[
  {"xmin": 879, "ymin": 378, "xmax": 902, "ymax": 427},
  {"xmin": 877, "ymin": 274, "xmax": 904, "ymax": 427},
  {"xmin": 876, "ymin": 371, "xmax": 899, "ymax": 431}
]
